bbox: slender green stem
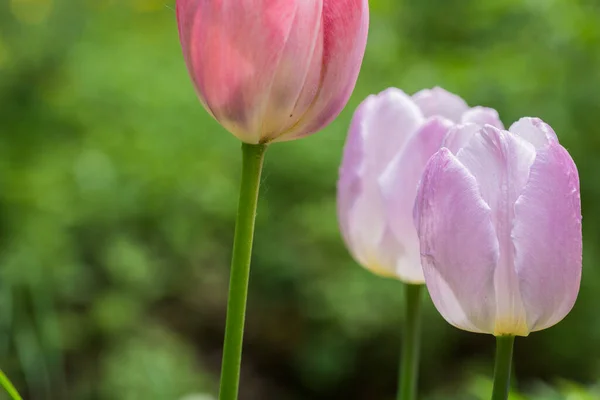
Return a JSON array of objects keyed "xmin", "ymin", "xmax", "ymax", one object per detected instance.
[
  {"xmin": 397, "ymin": 283, "xmax": 423, "ymax": 400},
  {"xmin": 218, "ymin": 142, "xmax": 267, "ymax": 400},
  {"xmin": 491, "ymin": 336, "xmax": 515, "ymax": 400},
  {"xmin": 0, "ymin": 369, "xmax": 23, "ymax": 400}
]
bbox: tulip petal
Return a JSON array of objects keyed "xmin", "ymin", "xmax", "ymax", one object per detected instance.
[
  {"xmin": 456, "ymin": 127, "xmax": 537, "ymax": 335},
  {"xmin": 359, "ymin": 89, "xmax": 425, "ymax": 175},
  {"xmin": 380, "ymin": 117, "xmax": 453, "ymax": 283},
  {"xmin": 456, "ymin": 127, "xmax": 537, "ymax": 222},
  {"xmin": 442, "ymin": 123, "xmax": 481, "ymax": 154},
  {"xmin": 461, "ymin": 106, "xmax": 505, "ymax": 129},
  {"xmin": 259, "ymin": 0, "xmax": 325, "ymax": 138},
  {"xmin": 415, "ymin": 148, "xmax": 499, "ymax": 333},
  {"xmin": 513, "ymin": 142, "xmax": 582, "ymax": 332},
  {"xmin": 177, "ymin": 0, "xmax": 247, "ymax": 119},
  {"xmin": 412, "ymin": 87, "xmax": 469, "ymax": 123},
  {"xmin": 337, "ymin": 105, "xmax": 364, "ymax": 253},
  {"xmin": 278, "ymin": 0, "xmax": 369, "ymax": 141},
  {"xmin": 509, "ymin": 117, "xmax": 558, "ymax": 149},
  {"xmin": 338, "ymin": 88, "xmax": 424, "ymax": 275}
]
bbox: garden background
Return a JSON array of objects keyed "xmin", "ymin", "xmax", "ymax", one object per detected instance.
[{"xmin": 0, "ymin": 0, "xmax": 599, "ymax": 399}]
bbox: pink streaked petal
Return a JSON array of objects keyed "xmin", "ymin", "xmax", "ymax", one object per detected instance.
[
  {"xmin": 179, "ymin": 0, "xmax": 296, "ymax": 141},
  {"xmin": 461, "ymin": 106, "xmax": 505, "ymax": 129},
  {"xmin": 509, "ymin": 117, "xmax": 559, "ymax": 149},
  {"xmin": 177, "ymin": 0, "xmax": 251, "ymax": 122},
  {"xmin": 513, "ymin": 142, "xmax": 582, "ymax": 332},
  {"xmin": 259, "ymin": 0, "xmax": 325, "ymax": 137},
  {"xmin": 412, "ymin": 87, "xmax": 469, "ymax": 122},
  {"xmin": 277, "ymin": 0, "xmax": 369, "ymax": 141},
  {"xmin": 264, "ymin": 20, "xmax": 325, "ymax": 140},
  {"xmin": 379, "ymin": 117, "xmax": 454, "ymax": 283},
  {"xmin": 415, "ymin": 149, "xmax": 499, "ymax": 333}
]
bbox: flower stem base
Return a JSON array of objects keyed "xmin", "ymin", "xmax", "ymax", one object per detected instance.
[
  {"xmin": 491, "ymin": 335, "xmax": 515, "ymax": 400},
  {"xmin": 397, "ymin": 283, "xmax": 423, "ymax": 400},
  {"xmin": 218, "ymin": 142, "xmax": 267, "ymax": 400}
]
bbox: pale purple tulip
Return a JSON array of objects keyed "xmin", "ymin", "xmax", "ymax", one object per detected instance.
[
  {"xmin": 338, "ymin": 87, "xmax": 502, "ymax": 282},
  {"xmin": 414, "ymin": 118, "xmax": 582, "ymax": 336},
  {"xmin": 177, "ymin": 0, "xmax": 369, "ymax": 144}
]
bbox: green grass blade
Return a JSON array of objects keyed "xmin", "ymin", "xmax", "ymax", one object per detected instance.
[{"xmin": 0, "ymin": 369, "xmax": 23, "ymax": 400}]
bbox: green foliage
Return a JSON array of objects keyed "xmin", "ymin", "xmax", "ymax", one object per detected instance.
[
  {"xmin": 99, "ymin": 327, "xmax": 212, "ymax": 400},
  {"xmin": 0, "ymin": 0, "xmax": 599, "ymax": 399}
]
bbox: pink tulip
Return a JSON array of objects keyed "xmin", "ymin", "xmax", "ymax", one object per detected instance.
[
  {"xmin": 176, "ymin": 0, "xmax": 369, "ymax": 144},
  {"xmin": 338, "ymin": 87, "xmax": 502, "ymax": 282},
  {"xmin": 414, "ymin": 118, "xmax": 582, "ymax": 336}
]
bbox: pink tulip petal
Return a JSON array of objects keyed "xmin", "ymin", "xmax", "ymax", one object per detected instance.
[
  {"xmin": 277, "ymin": 0, "xmax": 369, "ymax": 141},
  {"xmin": 263, "ymin": 21, "xmax": 325, "ymax": 140},
  {"xmin": 456, "ymin": 127, "xmax": 537, "ymax": 335},
  {"xmin": 412, "ymin": 87, "xmax": 469, "ymax": 123},
  {"xmin": 509, "ymin": 117, "xmax": 558, "ymax": 149},
  {"xmin": 415, "ymin": 149, "xmax": 499, "ymax": 333},
  {"xmin": 178, "ymin": 0, "xmax": 304, "ymax": 141},
  {"xmin": 259, "ymin": 1, "xmax": 325, "ymax": 137},
  {"xmin": 513, "ymin": 142, "xmax": 582, "ymax": 332},
  {"xmin": 177, "ymin": 0, "xmax": 248, "ymax": 120},
  {"xmin": 379, "ymin": 117, "xmax": 454, "ymax": 283},
  {"xmin": 461, "ymin": 106, "xmax": 505, "ymax": 129}
]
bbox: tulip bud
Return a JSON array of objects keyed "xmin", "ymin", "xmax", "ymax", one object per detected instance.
[
  {"xmin": 337, "ymin": 87, "xmax": 502, "ymax": 283},
  {"xmin": 176, "ymin": 0, "xmax": 369, "ymax": 144},
  {"xmin": 414, "ymin": 119, "xmax": 582, "ymax": 336}
]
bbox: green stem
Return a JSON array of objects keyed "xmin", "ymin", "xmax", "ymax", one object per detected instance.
[
  {"xmin": 218, "ymin": 142, "xmax": 267, "ymax": 400},
  {"xmin": 0, "ymin": 369, "xmax": 23, "ymax": 400},
  {"xmin": 397, "ymin": 283, "xmax": 423, "ymax": 400},
  {"xmin": 491, "ymin": 336, "xmax": 515, "ymax": 400}
]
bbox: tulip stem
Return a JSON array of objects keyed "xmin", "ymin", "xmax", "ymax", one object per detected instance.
[
  {"xmin": 218, "ymin": 142, "xmax": 267, "ymax": 400},
  {"xmin": 491, "ymin": 335, "xmax": 515, "ymax": 400},
  {"xmin": 397, "ymin": 283, "xmax": 423, "ymax": 400}
]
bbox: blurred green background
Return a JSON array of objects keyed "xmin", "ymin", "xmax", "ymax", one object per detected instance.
[{"xmin": 0, "ymin": 0, "xmax": 599, "ymax": 399}]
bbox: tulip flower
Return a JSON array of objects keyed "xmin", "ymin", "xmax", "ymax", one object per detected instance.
[
  {"xmin": 338, "ymin": 87, "xmax": 503, "ymax": 283},
  {"xmin": 176, "ymin": 2, "xmax": 369, "ymax": 400},
  {"xmin": 177, "ymin": 0, "xmax": 369, "ymax": 144},
  {"xmin": 337, "ymin": 86, "xmax": 504, "ymax": 400},
  {"xmin": 414, "ymin": 119, "xmax": 581, "ymax": 336},
  {"xmin": 413, "ymin": 118, "xmax": 581, "ymax": 400}
]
